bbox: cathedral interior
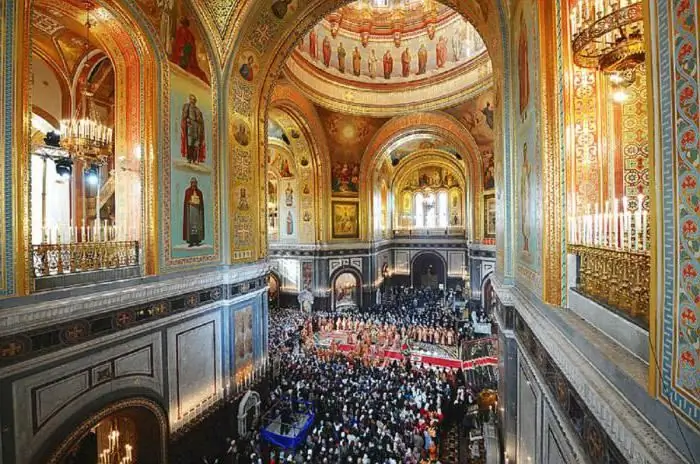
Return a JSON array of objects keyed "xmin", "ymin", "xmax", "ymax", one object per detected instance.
[{"xmin": 0, "ymin": 0, "xmax": 698, "ymax": 462}]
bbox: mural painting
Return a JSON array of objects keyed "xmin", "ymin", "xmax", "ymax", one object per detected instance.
[
  {"xmin": 512, "ymin": 0, "xmax": 541, "ymax": 292},
  {"xmin": 302, "ymin": 261, "xmax": 313, "ymax": 290},
  {"xmin": 296, "ymin": 16, "xmax": 485, "ymax": 83},
  {"xmin": 168, "ymin": 66, "xmax": 216, "ymax": 259},
  {"xmin": 332, "ymin": 202, "xmax": 359, "ymax": 239},
  {"xmin": 334, "ymin": 272, "xmax": 359, "ymax": 309},
  {"xmin": 235, "ymin": 306, "xmax": 254, "ymax": 370}
]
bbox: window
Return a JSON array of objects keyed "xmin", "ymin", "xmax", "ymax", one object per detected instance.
[
  {"xmin": 438, "ymin": 191, "xmax": 448, "ymax": 228},
  {"xmin": 413, "ymin": 191, "xmax": 449, "ymax": 229},
  {"xmin": 425, "ymin": 193, "xmax": 436, "ymax": 228},
  {"xmin": 414, "ymin": 193, "xmax": 424, "ymax": 227}
]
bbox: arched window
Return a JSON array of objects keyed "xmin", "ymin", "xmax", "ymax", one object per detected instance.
[
  {"xmin": 414, "ymin": 193, "xmax": 424, "ymax": 227},
  {"xmin": 425, "ymin": 192, "xmax": 436, "ymax": 228},
  {"xmin": 437, "ymin": 191, "xmax": 448, "ymax": 228}
]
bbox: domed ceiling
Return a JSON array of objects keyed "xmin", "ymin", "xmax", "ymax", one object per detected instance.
[{"xmin": 284, "ymin": 0, "xmax": 492, "ymax": 117}]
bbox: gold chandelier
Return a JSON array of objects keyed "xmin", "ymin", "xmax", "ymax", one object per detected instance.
[
  {"xmin": 570, "ymin": 0, "xmax": 644, "ymax": 72},
  {"xmin": 60, "ymin": 0, "xmax": 113, "ymax": 163}
]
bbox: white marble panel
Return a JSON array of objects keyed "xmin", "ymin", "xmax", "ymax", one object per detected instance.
[
  {"xmin": 114, "ymin": 346, "xmax": 153, "ymax": 377},
  {"xmin": 448, "ymin": 251, "xmax": 465, "ymax": 276},
  {"xmin": 167, "ymin": 312, "xmax": 223, "ymax": 431},
  {"xmin": 35, "ymin": 372, "xmax": 90, "ymax": 429}
]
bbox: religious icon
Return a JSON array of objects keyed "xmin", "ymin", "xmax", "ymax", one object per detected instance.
[
  {"xmin": 239, "ymin": 54, "xmax": 256, "ymax": 82},
  {"xmin": 285, "ymin": 184, "xmax": 294, "ymax": 206},
  {"xmin": 271, "ymin": 0, "xmax": 293, "ymax": 19},
  {"xmin": 518, "ymin": 11, "xmax": 529, "ymax": 116},
  {"xmin": 436, "ymin": 36, "xmax": 448, "ymax": 68},
  {"xmin": 171, "ymin": 17, "xmax": 209, "ymax": 85},
  {"xmin": 332, "ymin": 162, "xmax": 360, "ymax": 194},
  {"xmin": 486, "ymin": 197, "xmax": 497, "ymax": 236},
  {"xmin": 234, "ymin": 120, "xmax": 250, "ymax": 147},
  {"xmin": 361, "ymin": 31, "xmax": 370, "ymax": 48},
  {"xmin": 286, "ymin": 211, "xmax": 294, "ymax": 235},
  {"xmin": 303, "ymin": 211, "xmax": 311, "ymax": 222},
  {"xmin": 417, "ymin": 44, "xmax": 428, "ymax": 75},
  {"xmin": 279, "ymin": 159, "xmax": 292, "ymax": 178},
  {"xmin": 401, "ymin": 48, "xmax": 411, "ymax": 78},
  {"xmin": 181, "ymin": 94, "xmax": 206, "ymax": 164},
  {"xmin": 393, "ymin": 31, "xmax": 402, "ymax": 48},
  {"xmin": 483, "ymin": 151, "xmax": 495, "ymax": 190},
  {"xmin": 383, "ymin": 50, "xmax": 393, "ymax": 79},
  {"xmin": 183, "ymin": 177, "xmax": 205, "ymax": 247},
  {"xmin": 322, "ymin": 36, "xmax": 332, "ymax": 67},
  {"xmin": 482, "ymin": 102, "xmax": 494, "ymax": 129},
  {"xmin": 452, "ymin": 33, "xmax": 461, "ymax": 61},
  {"xmin": 309, "ymin": 28, "xmax": 318, "ymax": 59},
  {"xmin": 520, "ymin": 143, "xmax": 530, "ymax": 251},
  {"xmin": 332, "ymin": 202, "xmax": 359, "ymax": 238},
  {"xmin": 337, "ymin": 43, "xmax": 347, "ymax": 73},
  {"xmin": 352, "ymin": 46, "xmax": 362, "ymax": 77},
  {"xmin": 238, "ymin": 187, "xmax": 249, "ymax": 210},
  {"xmin": 367, "ymin": 49, "xmax": 378, "ymax": 79},
  {"xmin": 426, "ymin": 23, "xmax": 436, "ymax": 40}
]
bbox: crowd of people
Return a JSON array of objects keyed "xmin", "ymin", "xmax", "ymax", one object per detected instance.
[{"xmin": 192, "ymin": 285, "xmax": 497, "ymax": 464}]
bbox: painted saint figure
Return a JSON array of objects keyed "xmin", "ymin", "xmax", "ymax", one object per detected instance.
[
  {"xmin": 286, "ymin": 211, "xmax": 294, "ymax": 235},
  {"xmin": 183, "ymin": 177, "xmax": 205, "ymax": 247},
  {"xmin": 181, "ymin": 94, "xmax": 206, "ymax": 164},
  {"xmin": 309, "ymin": 28, "xmax": 318, "ymax": 59},
  {"xmin": 271, "ymin": 0, "xmax": 292, "ymax": 19},
  {"xmin": 368, "ymin": 49, "xmax": 378, "ymax": 78},
  {"xmin": 436, "ymin": 36, "xmax": 448, "ymax": 68},
  {"xmin": 520, "ymin": 143, "xmax": 530, "ymax": 252},
  {"xmin": 238, "ymin": 187, "xmax": 249, "ymax": 210},
  {"xmin": 337, "ymin": 43, "xmax": 347, "ymax": 73},
  {"xmin": 171, "ymin": 17, "xmax": 209, "ymax": 85},
  {"xmin": 239, "ymin": 56, "xmax": 255, "ymax": 81},
  {"xmin": 417, "ymin": 44, "xmax": 428, "ymax": 74},
  {"xmin": 285, "ymin": 184, "xmax": 294, "ymax": 206},
  {"xmin": 401, "ymin": 48, "xmax": 411, "ymax": 77},
  {"xmin": 518, "ymin": 12, "xmax": 529, "ymax": 115},
  {"xmin": 383, "ymin": 50, "xmax": 393, "ymax": 79},
  {"xmin": 352, "ymin": 46, "xmax": 362, "ymax": 76},
  {"xmin": 322, "ymin": 36, "xmax": 332, "ymax": 67}
]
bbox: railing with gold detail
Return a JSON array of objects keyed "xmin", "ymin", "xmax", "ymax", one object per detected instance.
[
  {"xmin": 567, "ymin": 244, "xmax": 650, "ymax": 329},
  {"xmin": 31, "ymin": 241, "xmax": 139, "ymax": 278}
]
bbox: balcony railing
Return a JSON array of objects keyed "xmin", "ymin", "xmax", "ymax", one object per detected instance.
[
  {"xmin": 567, "ymin": 244, "xmax": 650, "ymax": 329},
  {"xmin": 31, "ymin": 241, "xmax": 139, "ymax": 278},
  {"xmin": 393, "ymin": 227, "xmax": 466, "ymax": 238}
]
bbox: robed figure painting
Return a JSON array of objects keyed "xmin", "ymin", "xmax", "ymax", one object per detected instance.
[
  {"xmin": 181, "ymin": 94, "xmax": 206, "ymax": 164},
  {"xmin": 518, "ymin": 12, "xmax": 529, "ymax": 116},
  {"xmin": 170, "ymin": 17, "xmax": 209, "ymax": 85},
  {"xmin": 183, "ymin": 177, "xmax": 205, "ymax": 247}
]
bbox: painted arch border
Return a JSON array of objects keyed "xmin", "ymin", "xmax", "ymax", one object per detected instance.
[{"xmin": 654, "ymin": 0, "xmax": 700, "ymax": 425}]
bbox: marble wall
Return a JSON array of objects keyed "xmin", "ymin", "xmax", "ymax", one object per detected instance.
[{"xmin": 0, "ymin": 270, "xmax": 268, "ymax": 464}]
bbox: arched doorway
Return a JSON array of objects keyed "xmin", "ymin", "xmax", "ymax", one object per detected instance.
[
  {"xmin": 332, "ymin": 269, "xmax": 361, "ymax": 311},
  {"xmin": 411, "ymin": 252, "xmax": 446, "ymax": 289},
  {"xmin": 268, "ymin": 273, "xmax": 280, "ymax": 310},
  {"xmin": 238, "ymin": 390, "xmax": 262, "ymax": 437},
  {"xmin": 46, "ymin": 397, "xmax": 168, "ymax": 464}
]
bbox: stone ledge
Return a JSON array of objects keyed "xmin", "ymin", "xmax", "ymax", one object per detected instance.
[
  {"xmin": 506, "ymin": 286, "xmax": 688, "ymax": 464},
  {"xmin": 0, "ymin": 262, "xmax": 269, "ymax": 336}
]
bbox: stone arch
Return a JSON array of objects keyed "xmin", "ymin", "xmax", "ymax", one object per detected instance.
[
  {"xmin": 269, "ymin": 83, "xmax": 331, "ymax": 242},
  {"xmin": 237, "ymin": 389, "xmax": 261, "ymax": 437},
  {"xmin": 330, "ymin": 266, "xmax": 363, "ymax": 310},
  {"xmin": 39, "ymin": 393, "xmax": 169, "ymax": 464},
  {"xmin": 222, "ymin": 0, "xmax": 509, "ymax": 262},
  {"xmin": 411, "ymin": 250, "xmax": 447, "ymax": 289},
  {"xmin": 360, "ymin": 112, "xmax": 482, "ymax": 239},
  {"xmin": 21, "ymin": 0, "xmax": 168, "ymax": 286},
  {"xmin": 481, "ymin": 271, "xmax": 494, "ymax": 312}
]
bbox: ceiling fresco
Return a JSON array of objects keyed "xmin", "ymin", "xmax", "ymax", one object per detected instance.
[{"xmin": 282, "ymin": 1, "xmax": 491, "ymax": 116}]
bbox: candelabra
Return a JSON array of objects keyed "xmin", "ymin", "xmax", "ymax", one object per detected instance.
[
  {"xmin": 570, "ymin": 0, "xmax": 644, "ymax": 72},
  {"xmin": 99, "ymin": 428, "xmax": 133, "ymax": 464}
]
